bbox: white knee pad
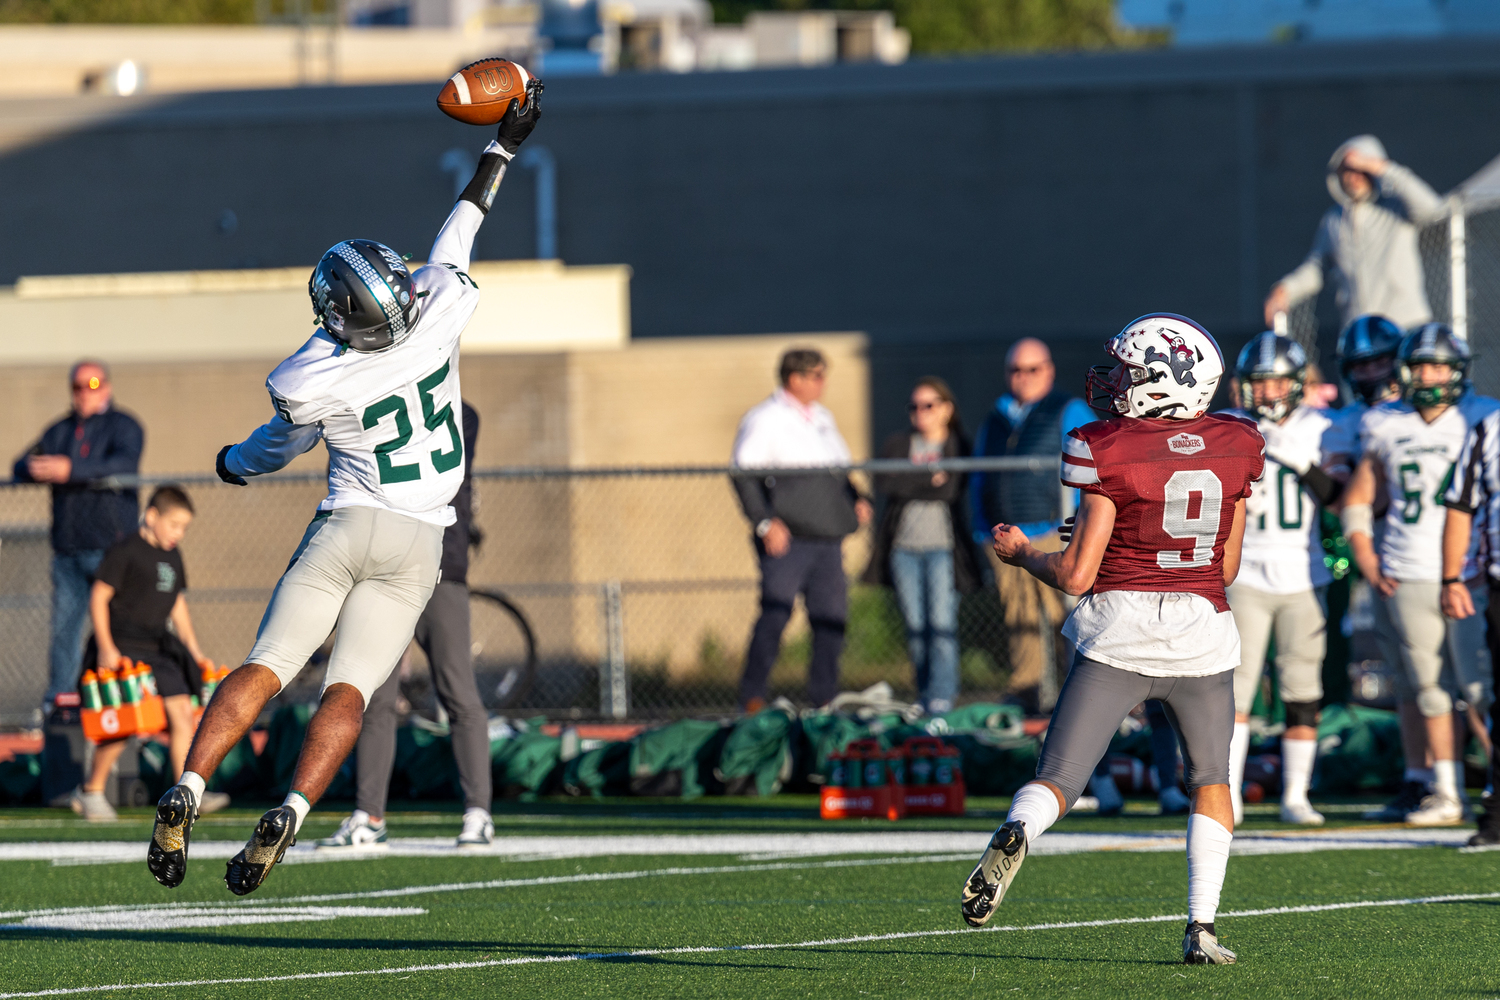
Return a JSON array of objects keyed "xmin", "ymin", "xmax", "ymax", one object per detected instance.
[{"xmin": 1416, "ymin": 685, "xmax": 1454, "ymax": 719}]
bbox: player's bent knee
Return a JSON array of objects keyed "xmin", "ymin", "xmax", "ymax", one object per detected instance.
[
  {"xmin": 321, "ymin": 680, "xmax": 370, "ymax": 711},
  {"xmin": 1283, "ymin": 700, "xmax": 1321, "ymax": 729},
  {"xmin": 1416, "ymin": 686, "xmax": 1454, "ymax": 718}
]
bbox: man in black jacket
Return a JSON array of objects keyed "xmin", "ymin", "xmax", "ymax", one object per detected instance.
[
  {"xmin": 12, "ymin": 361, "xmax": 144, "ymax": 717},
  {"xmin": 731, "ymin": 349, "xmax": 871, "ymax": 710},
  {"xmin": 968, "ymin": 339, "xmax": 1093, "ymax": 708}
]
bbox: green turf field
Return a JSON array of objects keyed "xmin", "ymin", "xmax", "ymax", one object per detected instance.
[{"xmin": 1, "ymin": 797, "xmax": 1497, "ymax": 999}]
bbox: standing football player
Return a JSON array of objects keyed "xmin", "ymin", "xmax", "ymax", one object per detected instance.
[
  {"xmin": 1440, "ymin": 404, "xmax": 1500, "ymax": 846},
  {"xmin": 1343, "ymin": 324, "xmax": 1498, "ymax": 826},
  {"xmin": 1334, "ymin": 315, "xmax": 1404, "ymax": 451},
  {"xmin": 961, "ymin": 314, "xmax": 1264, "ymax": 966},
  {"xmin": 146, "ymin": 80, "xmax": 543, "ymax": 895},
  {"xmin": 1224, "ymin": 333, "xmax": 1351, "ymax": 826}
]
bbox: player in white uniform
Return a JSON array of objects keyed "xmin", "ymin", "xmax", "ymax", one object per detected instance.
[
  {"xmin": 1332, "ymin": 315, "xmax": 1404, "ymax": 459},
  {"xmin": 146, "ymin": 81, "xmax": 543, "ymax": 895},
  {"xmin": 1343, "ymin": 324, "xmax": 1499, "ymax": 826},
  {"xmin": 1224, "ymin": 333, "xmax": 1352, "ymax": 826}
]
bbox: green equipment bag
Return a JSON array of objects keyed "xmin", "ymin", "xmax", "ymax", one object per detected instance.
[
  {"xmin": 491, "ymin": 729, "xmax": 563, "ymax": 798},
  {"xmin": 562, "ymin": 741, "xmax": 632, "ymax": 798},
  {"xmin": 1313, "ymin": 703, "xmax": 1404, "ymax": 793},
  {"xmin": 627, "ymin": 719, "xmax": 726, "ymax": 799},
  {"xmin": 717, "ymin": 704, "xmax": 796, "ymax": 797},
  {"xmin": 392, "ymin": 726, "xmax": 460, "ymax": 800},
  {"xmin": 0, "ymin": 753, "xmax": 41, "ymax": 805},
  {"xmin": 798, "ymin": 712, "xmax": 877, "ymax": 786}
]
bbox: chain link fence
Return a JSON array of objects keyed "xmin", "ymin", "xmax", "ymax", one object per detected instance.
[{"xmin": 0, "ymin": 458, "xmax": 1067, "ymax": 728}]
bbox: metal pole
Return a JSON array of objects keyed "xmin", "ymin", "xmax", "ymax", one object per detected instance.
[
  {"xmin": 599, "ymin": 579, "xmax": 628, "ymax": 719},
  {"xmin": 1452, "ymin": 207, "xmax": 1468, "ymax": 342},
  {"xmin": 518, "ymin": 146, "xmax": 557, "ymax": 260}
]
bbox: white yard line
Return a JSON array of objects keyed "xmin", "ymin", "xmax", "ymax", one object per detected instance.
[
  {"xmin": 2, "ymin": 890, "xmax": 1496, "ymax": 999},
  {"xmin": 0, "ymin": 906, "xmax": 424, "ymax": 932},
  {"xmin": 0, "ymin": 826, "xmax": 1473, "ymax": 868}
]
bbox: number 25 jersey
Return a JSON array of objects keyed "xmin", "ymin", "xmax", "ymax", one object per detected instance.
[{"xmin": 1060, "ymin": 413, "xmax": 1265, "ymax": 677}]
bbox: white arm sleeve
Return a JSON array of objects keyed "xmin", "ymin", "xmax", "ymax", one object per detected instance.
[
  {"xmin": 429, "ymin": 140, "xmax": 506, "ymax": 270},
  {"xmin": 225, "ymin": 415, "xmax": 323, "ymax": 477}
]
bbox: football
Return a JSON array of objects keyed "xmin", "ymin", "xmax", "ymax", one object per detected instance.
[{"xmin": 436, "ymin": 57, "xmax": 533, "ymax": 126}]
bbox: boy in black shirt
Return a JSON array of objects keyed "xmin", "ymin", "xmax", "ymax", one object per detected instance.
[{"xmin": 71, "ymin": 487, "xmax": 228, "ymax": 820}]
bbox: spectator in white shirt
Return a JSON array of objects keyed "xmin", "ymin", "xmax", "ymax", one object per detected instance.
[{"xmin": 731, "ymin": 348, "xmax": 871, "ymax": 711}]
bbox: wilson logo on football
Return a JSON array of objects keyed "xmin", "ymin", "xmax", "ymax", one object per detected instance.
[
  {"xmin": 1167, "ymin": 433, "xmax": 1206, "ymax": 455},
  {"xmin": 476, "ymin": 64, "xmax": 514, "ymax": 96}
]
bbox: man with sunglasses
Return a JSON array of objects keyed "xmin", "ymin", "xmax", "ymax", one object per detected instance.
[
  {"xmin": 12, "ymin": 361, "xmax": 144, "ymax": 728},
  {"xmin": 970, "ymin": 338, "xmax": 1094, "ymax": 710},
  {"xmin": 1264, "ymin": 135, "xmax": 1443, "ymax": 332}
]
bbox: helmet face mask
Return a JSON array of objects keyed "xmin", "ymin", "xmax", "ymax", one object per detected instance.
[
  {"xmin": 1086, "ymin": 313, "xmax": 1224, "ymax": 421},
  {"xmin": 1397, "ymin": 323, "xmax": 1470, "ymax": 410},
  {"xmin": 1338, "ymin": 314, "xmax": 1403, "ymax": 406},
  {"xmin": 308, "ymin": 240, "xmax": 422, "ymax": 353},
  {"xmin": 1233, "ymin": 331, "xmax": 1306, "ymax": 423}
]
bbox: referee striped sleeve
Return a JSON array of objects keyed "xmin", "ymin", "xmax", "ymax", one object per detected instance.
[{"xmin": 1061, "ymin": 429, "xmax": 1098, "ymax": 487}]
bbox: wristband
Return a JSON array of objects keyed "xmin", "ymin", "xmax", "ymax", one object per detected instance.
[
  {"xmin": 1340, "ymin": 503, "xmax": 1372, "ymax": 538},
  {"xmin": 1442, "ymin": 577, "xmax": 1463, "ymax": 586}
]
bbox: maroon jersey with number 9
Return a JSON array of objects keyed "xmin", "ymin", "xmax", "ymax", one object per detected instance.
[{"xmin": 1060, "ymin": 413, "xmax": 1265, "ymax": 612}]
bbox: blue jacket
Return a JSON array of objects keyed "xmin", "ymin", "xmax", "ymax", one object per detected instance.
[{"xmin": 12, "ymin": 406, "xmax": 144, "ymax": 553}]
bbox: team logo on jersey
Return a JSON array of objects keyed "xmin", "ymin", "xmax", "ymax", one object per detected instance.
[
  {"xmin": 1167, "ymin": 432, "xmax": 1205, "ymax": 455},
  {"xmin": 1143, "ymin": 331, "xmax": 1199, "ymax": 387}
]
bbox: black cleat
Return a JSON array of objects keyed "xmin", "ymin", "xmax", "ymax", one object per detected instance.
[
  {"xmin": 1363, "ymin": 780, "xmax": 1427, "ymax": 821},
  {"xmin": 225, "ymin": 806, "xmax": 297, "ymax": 896},
  {"xmin": 1467, "ymin": 802, "xmax": 1500, "ymax": 848},
  {"xmin": 1183, "ymin": 921, "xmax": 1237, "ymax": 964},
  {"xmin": 960, "ymin": 820, "xmax": 1028, "ymax": 927},
  {"xmin": 147, "ymin": 785, "xmax": 198, "ymax": 888}
]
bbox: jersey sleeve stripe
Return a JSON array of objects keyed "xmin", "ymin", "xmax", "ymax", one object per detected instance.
[
  {"xmin": 1061, "ymin": 461, "xmax": 1099, "ymax": 487},
  {"xmin": 1062, "ymin": 433, "xmax": 1093, "ymax": 461}
]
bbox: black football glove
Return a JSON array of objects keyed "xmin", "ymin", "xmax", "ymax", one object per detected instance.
[
  {"xmin": 496, "ymin": 79, "xmax": 543, "ymax": 156},
  {"xmin": 216, "ymin": 445, "xmax": 247, "ymax": 486}
]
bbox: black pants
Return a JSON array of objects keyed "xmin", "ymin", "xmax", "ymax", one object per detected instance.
[
  {"xmin": 740, "ymin": 537, "xmax": 847, "ymax": 708},
  {"xmin": 1486, "ymin": 582, "xmax": 1500, "ymax": 791}
]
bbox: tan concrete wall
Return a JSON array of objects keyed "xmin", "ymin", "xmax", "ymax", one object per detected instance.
[{"xmin": 0, "ymin": 25, "xmax": 535, "ymax": 98}]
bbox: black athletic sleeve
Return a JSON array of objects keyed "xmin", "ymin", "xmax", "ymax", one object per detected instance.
[{"xmin": 1299, "ymin": 464, "xmax": 1343, "ymax": 507}]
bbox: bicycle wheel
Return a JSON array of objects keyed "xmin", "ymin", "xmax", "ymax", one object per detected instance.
[{"xmin": 468, "ymin": 588, "xmax": 538, "ymax": 710}]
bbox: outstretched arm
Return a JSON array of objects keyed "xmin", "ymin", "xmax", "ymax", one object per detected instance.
[
  {"xmin": 429, "ymin": 78, "xmax": 544, "ymax": 270},
  {"xmin": 217, "ymin": 413, "xmax": 323, "ymax": 484},
  {"xmin": 991, "ymin": 491, "xmax": 1116, "ymax": 596}
]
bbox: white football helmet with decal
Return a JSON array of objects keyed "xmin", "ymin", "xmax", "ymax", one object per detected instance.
[{"xmin": 1086, "ymin": 313, "xmax": 1225, "ymax": 420}]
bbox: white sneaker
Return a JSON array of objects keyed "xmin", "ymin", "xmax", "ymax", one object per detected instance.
[
  {"xmin": 1089, "ymin": 773, "xmax": 1124, "ymax": 816},
  {"xmin": 1405, "ymin": 792, "xmax": 1464, "ymax": 827},
  {"xmin": 199, "ymin": 791, "xmax": 231, "ymax": 815},
  {"xmin": 1159, "ymin": 786, "xmax": 1191, "ymax": 816},
  {"xmin": 1279, "ymin": 800, "xmax": 1325, "ymax": 825},
  {"xmin": 315, "ymin": 811, "xmax": 388, "ymax": 850},
  {"xmin": 457, "ymin": 808, "xmax": 494, "ymax": 847},
  {"xmin": 69, "ymin": 786, "xmax": 117, "ymax": 822}
]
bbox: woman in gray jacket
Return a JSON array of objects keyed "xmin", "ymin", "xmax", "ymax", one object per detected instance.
[{"xmin": 1265, "ymin": 134, "xmax": 1445, "ymax": 331}]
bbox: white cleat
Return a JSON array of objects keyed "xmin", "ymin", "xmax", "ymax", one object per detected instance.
[
  {"xmin": 1405, "ymin": 792, "xmax": 1464, "ymax": 827},
  {"xmin": 1279, "ymin": 800, "xmax": 1325, "ymax": 826},
  {"xmin": 457, "ymin": 808, "xmax": 494, "ymax": 847},
  {"xmin": 960, "ymin": 820, "xmax": 1028, "ymax": 927},
  {"xmin": 1183, "ymin": 922, "xmax": 1236, "ymax": 964},
  {"xmin": 315, "ymin": 811, "xmax": 388, "ymax": 850}
]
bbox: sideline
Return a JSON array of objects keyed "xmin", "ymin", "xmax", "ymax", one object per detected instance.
[{"xmin": 2, "ymin": 890, "xmax": 1497, "ymax": 998}]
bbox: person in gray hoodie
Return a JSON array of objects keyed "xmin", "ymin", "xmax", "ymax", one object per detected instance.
[{"xmin": 1265, "ymin": 135, "xmax": 1446, "ymax": 331}]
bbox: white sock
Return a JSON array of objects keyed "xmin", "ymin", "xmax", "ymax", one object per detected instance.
[
  {"xmin": 283, "ymin": 791, "xmax": 312, "ymax": 834},
  {"xmin": 1228, "ymin": 722, "xmax": 1249, "ymax": 822},
  {"xmin": 1006, "ymin": 783, "xmax": 1062, "ymax": 844},
  {"xmin": 1281, "ymin": 738, "xmax": 1317, "ymax": 806},
  {"xmin": 1186, "ymin": 814, "xmax": 1233, "ymax": 925},
  {"xmin": 179, "ymin": 771, "xmax": 207, "ymax": 805},
  {"xmin": 351, "ymin": 808, "xmax": 373, "ymax": 826},
  {"xmin": 1433, "ymin": 759, "xmax": 1459, "ymax": 800},
  {"xmin": 1406, "ymin": 766, "xmax": 1435, "ymax": 787}
]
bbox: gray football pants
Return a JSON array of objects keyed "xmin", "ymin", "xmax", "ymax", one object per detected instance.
[
  {"xmin": 356, "ymin": 580, "xmax": 492, "ymax": 817},
  {"xmin": 1383, "ymin": 579, "xmax": 1494, "ymax": 718},
  {"xmin": 1036, "ymin": 655, "xmax": 1234, "ymax": 810},
  {"xmin": 247, "ymin": 506, "xmax": 443, "ymax": 707},
  {"xmin": 1228, "ymin": 583, "xmax": 1327, "ymax": 715}
]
